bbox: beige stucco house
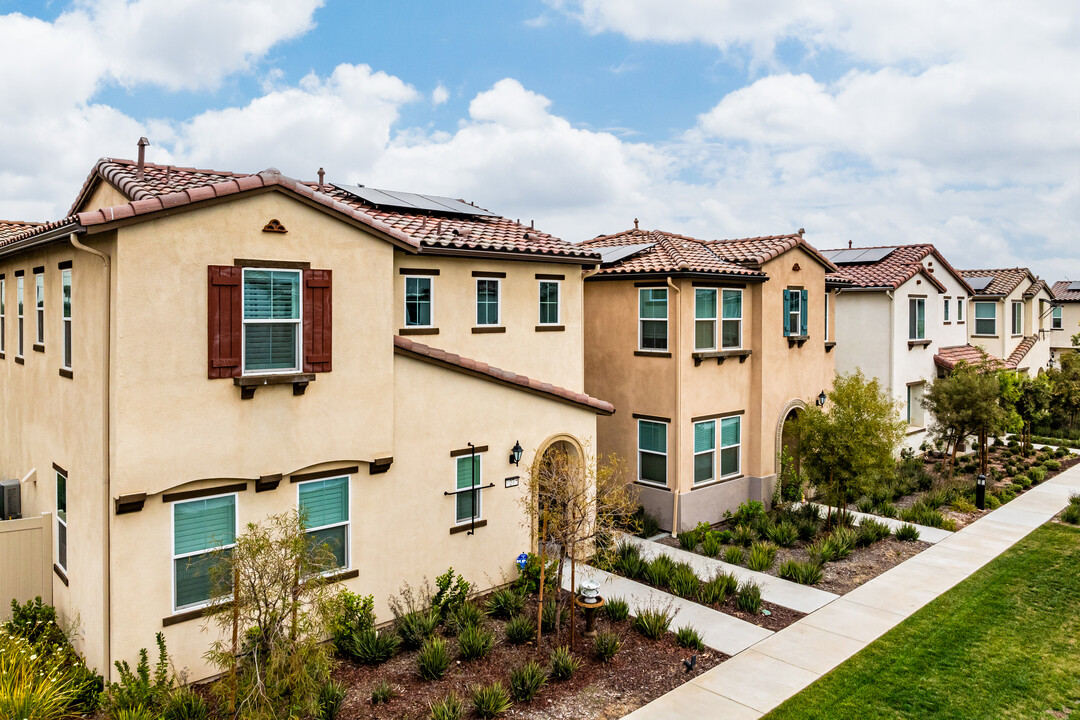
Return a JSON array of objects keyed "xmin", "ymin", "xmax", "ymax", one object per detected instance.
[
  {"xmin": 0, "ymin": 153, "xmax": 612, "ymax": 680},
  {"xmin": 578, "ymin": 227, "xmax": 839, "ymax": 532},
  {"xmin": 957, "ymin": 268, "xmax": 1056, "ymax": 375},
  {"xmin": 1049, "ymin": 281, "xmax": 1080, "ymax": 361}
]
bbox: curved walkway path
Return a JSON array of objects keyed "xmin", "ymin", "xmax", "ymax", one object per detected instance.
[{"xmin": 620, "ymin": 463, "xmax": 1080, "ymax": 719}]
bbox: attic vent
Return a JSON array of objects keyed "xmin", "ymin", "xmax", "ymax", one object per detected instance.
[{"xmin": 262, "ymin": 219, "xmax": 287, "ymax": 234}]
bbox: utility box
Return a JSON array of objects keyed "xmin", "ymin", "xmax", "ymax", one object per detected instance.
[{"xmin": 0, "ymin": 478, "xmax": 21, "ymax": 520}]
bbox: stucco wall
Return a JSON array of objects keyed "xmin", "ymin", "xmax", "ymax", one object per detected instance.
[{"xmin": 1051, "ymin": 301, "xmax": 1080, "ymax": 352}]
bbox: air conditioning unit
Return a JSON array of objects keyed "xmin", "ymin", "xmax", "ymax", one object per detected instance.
[{"xmin": 0, "ymin": 478, "xmax": 21, "ymax": 520}]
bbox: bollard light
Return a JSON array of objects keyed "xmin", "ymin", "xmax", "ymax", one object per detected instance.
[{"xmin": 976, "ymin": 474, "xmax": 986, "ymax": 510}]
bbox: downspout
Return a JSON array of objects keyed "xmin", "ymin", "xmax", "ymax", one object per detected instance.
[
  {"xmin": 70, "ymin": 233, "xmax": 111, "ymax": 676},
  {"xmin": 667, "ymin": 277, "xmax": 681, "ymax": 537}
]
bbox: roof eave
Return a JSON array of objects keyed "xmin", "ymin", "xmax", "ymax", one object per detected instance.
[{"xmin": 0, "ymin": 222, "xmax": 85, "ymax": 259}]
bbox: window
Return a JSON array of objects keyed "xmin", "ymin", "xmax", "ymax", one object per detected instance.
[
  {"xmin": 16, "ymin": 275, "xmax": 23, "ymax": 357},
  {"xmin": 61, "ymin": 270, "xmax": 71, "ymax": 369},
  {"xmin": 943, "ymin": 297, "xmax": 950, "ymax": 322},
  {"xmin": 693, "ymin": 420, "xmax": 715, "ymax": 484},
  {"xmin": 1011, "ymin": 301, "xmax": 1023, "ymax": 335},
  {"xmin": 173, "ymin": 494, "xmax": 236, "ymax": 611},
  {"xmin": 957, "ymin": 297, "xmax": 964, "ymax": 322},
  {"xmin": 298, "ymin": 476, "xmax": 349, "ymax": 570},
  {"xmin": 638, "ymin": 420, "xmax": 667, "ymax": 485},
  {"xmin": 694, "ymin": 289, "xmax": 716, "ymax": 350},
  {"xmin": 539, "ymin": 281, "xmax": 560, "ymax": 325},
  {"xmin": 34, "ymin": 272, "xmax": 44, "ymax": 345},
  {"xmin": 909, "ymin": 297, "xmax": 926, "ymax": 340},
  {"xmin": 824, "ymin": 292, "xmax": 830, "ymax": 340},
  {"xmin": 404, "ymin": 276, "xmax": 432, "ymax": 327},
  {"xmin": 1052, "ymin": 306, "xmax": 1063, "ymax": 330},
  {"xmin": 907, "ymin": 383, "xmax": 925, "ymax": 427},
  {"xmin": 56, "ymin": 471, "xmax": 67, "ymax": 572},
  {"xmin": 242, "ymin": 268, "xmax": 301, "ymax": 373},
  {"xmin": 0, "ymin": 277, "xmax": 5, "ymax": 355},
  {"xmin": 974, "ymin": 302, "xmax": 996, "ymax": 335},
  {"xmin": 476, "ymin": 279, "xmax": 500, "ymax": 326},
  {"xmin": 639, "ymin": 288, "xmax": 668, "ymax": 351},
  {"xmin": 454, "ymin": 455, "xmax": 482, "ymax": 524},
  {"xmin": 722, "ymin": 289, "xmax": 742, "ymax": 349},
  {"xmin": 719, "ymin": 416, "xmax": 741, "ymax": 478},
  {"xmin": 783, "ymin": 289, "xmax": 807, "ymax": 337}
]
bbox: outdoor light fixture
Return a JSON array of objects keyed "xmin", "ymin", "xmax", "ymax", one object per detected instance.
[
  {"xmin": 816, "ymin": 390, "xmax": 827, "ymax": 407},
  {"xmin": 509, "ymin": 440, "xmax": 524, "ymax": 466},
  {"xmin": 1048, "ymin": 355, "xmax": 1055, "ymax": 370}
]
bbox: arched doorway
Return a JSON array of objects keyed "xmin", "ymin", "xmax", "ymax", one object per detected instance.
[
  {"xmin": 530, "ymin": 435, "xmax": 584, "ymax": 549},
  {"xmin": 775, "ymin": 400, "xmax": 807, "ymax": 503}
]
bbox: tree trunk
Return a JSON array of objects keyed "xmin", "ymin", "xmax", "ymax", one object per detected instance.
[
  {"xmin": 569, "ymin": 546, "xmax": 576, "ymax": 653},
  {"xmin": 536, "ymin": 514, "xmax": 547, "ymax": 646}
]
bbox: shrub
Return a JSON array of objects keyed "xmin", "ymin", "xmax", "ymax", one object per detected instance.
[
  {"xmin": 678, "ymin": 530, "xmax": 700, "ymax": 551},
  {"xmin": 548, "ymin": 646, "xmax": 581, "ymax": 681},
  {"xmin": 1043, "ymin": 459, "xmax": 1061, "ymax": 471},
  {"xmin": 113, "ymin": 708, "xmax": 158, "ymax": 720},
  {"xmin": 541, "ymin": 599, "xmax": 567, "ymax": 633},
  {"xmin": 392, "ymin": 607, "xmax": 440, "ymax": 650},
  {"xmin": 856, "ymin": 497, "xmax": 875, "ymax": 514},
  {"xmin": 806, "ymin": 537, "xmax": 835, "ymax": 565},
  {"xmin": 987, "ymin": 493, "xmax": 1002, "ymax": 509},
  {"xmin": 431, "ymin": 568, "xmax": 472, "ymax": 621},
  {"xmin": 633, "ymin": 506, "xmax": 661, "ymax": 538},
  {"xmin": 485, "ymin": 588, "xmax": 526, "ymax": 620},
  {"xmin": 728, "ymin": 500, "xmax": 767, "ymax": 526},
  {"xmin": 875, "ymin": 501, "xmax": 898, "ymax": 518},
  {"xmin": 735, "ymin": 580, "xmax": 763, "ymax": 614},
  {"xmin": 855, "ymin": 519, "xmax": 891, "ymax": 547},
  {"xmin": 701, "ymin": 531, "xmax": 723, "ymax": 557},
  {"xmin": 941, "ymin": 518, "xmax": 958, "ymax": 532},
  {"xmin": 505, "ymin": 615, "xmax": 535, "ymax": 645},
  {"xmin": 767, "ymin": 521, "xmax": 799, "ymax": 548},
  {"xmin": 514, "ymin": 553, "xmax": 559, "ymax": 596},
  {"xmin": 429, "ymin": 692, "xmax": 466, "ymax": 720},
  {"xmin": 697, "ymin": 573, "xmax": 733, "ymax": 605},
  {"xmin": 896, "ymin": 523, "xmax": 921, "ymax": 541},
  {"xmin": 329, "ymin": 590, "xmax": 376, "ymax": 655},
  {"xmin": 1062, "ymin": 503, "xmax": 1080, "ymax": 525},
  {"xmin": 823, "ymin": 526, "xmax": 857, "ymax": 560},
  {"xmin": 617, "ymin": 552, "xmax": 647, "ymax": 580},
  {"xmin": 674, "ymin": 625, "xmax": 705, "ymax": 651},
  {"xmin": 344, "ymin": 627, "xmax": 400, "ymax": 665},
  {"xmin": 633, "ymin": 606, "xmax": 673, "ymax": 640},
  {"xmin": 723, "ymin": 546, "xmax": 744, "ymax": 565},
  {"xmin": 457, "ymin": 624, "xmax": 495, "ymax": 661},
  {"xmin": 470, "ymin": 682, "xmax": 513, "ymax": 718},
  {"xmin": 417, "ymin": 637, "xmax": 451, "ymax": 681},
  {"xmin": 446, "ymin": 602, "xmax": 486, "ymax": 635},
  {"xmin": 370, "ymin": 680, "xmax": 395, "ymax": 705},
  {"xmin": 317, "ymin": 680, "xmax": 346, "ymax": 720},
  {"xmin": 778, "ymin": 559, "xmax": 824, "ymax": 585},
  {"xmin": 747, "ymin": 540, "xmax": 778, "ymax": 572},
  {"xmin": 104, "ymin": 632, "xmax": 172, "ymax": 714},
  {"xmin": 668, "ymin": 562, "xmax": 700, "ymax": 598},
  {"xmin": 796, "ymin": 516, "xmax": 820, "ymax": 541},
  {"xmin": 952, "ymin": 496, "xmax": 977, "ymax": 514},
  {"xmin": 509, "ymin": 660, "xmax": 548, "ymax": 701},
  {"xmin": 733, "ymin": 523, "xmax": 757, "ymax": 546},
  {"xmin": 604, "ymin": 596, "xmax": 630, "ymax": 622},
  {"xmin": 0, "ymin": 631, "xmax": 83, "ymax": 720},
  {"xmin": 643, "ymin": 556, "xmax": 673, "ymax": 587},
  {"xmin": 163, "ymin": 686, "xmax": 210, "ymax": 720},
  {"xmin": 1029, "ymin": 466, "xmax": 1047, "ymax": 484},
  {"xmin": 593, "ymin": 631, "xmax": 622, "ymax": 662}
]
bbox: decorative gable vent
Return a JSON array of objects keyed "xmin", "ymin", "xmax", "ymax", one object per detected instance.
[{"xmin": 263, "ymin": 219, "xmax": 287, "ymax": 233}]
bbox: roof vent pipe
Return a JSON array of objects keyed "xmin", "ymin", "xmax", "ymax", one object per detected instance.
[
  {"xmin": 798, "ymin": 227, "xmax": 805, "ymax": 237},
  {"xmin": 848, "ymin": 239, "xmax": 853, "ymax": 249},
  {"xmin": 317, "ymin": 167, "xmax": 325, "ymax": 192},
  {"xmin": 634, "ymin": 218, "xmax": 639, "ymax": 230},
  {"xmin": 136, "ymin": 137, "xmax": 150, "ymax": 180}
]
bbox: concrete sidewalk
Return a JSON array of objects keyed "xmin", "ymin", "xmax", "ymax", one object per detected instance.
[{"xmin": 620, "ymin": 464, "xmax": 1080, "ymax": 719}]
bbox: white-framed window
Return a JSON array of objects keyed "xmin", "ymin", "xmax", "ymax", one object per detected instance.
[
  {"xmin": 956, "ymin": 297, "xmax": 964, "ymax": 322},
  {"xmin": 693, "ymin": 420, "xmax": 715, "ymax": 484},
  {"xmin": 1052, "ymin": 306, "xmax": 1063, "ymax": 330},
  {"xmin": 34, "ymin": 271, "xmax": 44, "ymax": 345},
  {"xmin": 974, "ymin": 301, "xmax": 996, "ymax": 335},
  {"xmin": 721, "ymin": 289, "xmax": 742, "ymax": 349},
  {"xmin": 909, "ymin": 297, "xmax": 926, "ymax": 340},
  {"xmin": 639, "ymin": 288, "xmax": 668, "ymax": 351},
  {"xmin": 539, "ymin": 280, "xmax": 560, "ymax": 325},
  {"xmin": 298, "ymin": 476, "xmax": 350, "ymax": 571},
  {"xmin": 907, "ymin": 383, "xmax": 925, "ymax": 427},
  {"xmin": 0, "ymin": 277, "xmax": 5, "ymax": 355},
  {"xmin": 1011, "ymin": 300, "xmax": 1023, "ymax": 335},
  {"xmin": 783, "ymin": 288, "xmax": 807, "ymax": 336},
  {"xmin": 61, "ymin": 270, "xmax": 72, "ymax": 369},
  {"xmin": 56, "ymin": 470, "xmax": 67, "ymax": 572},
  {"xmin": 404, "ymin": 276, "xmax": 433, "ymax": 327},
  {"xmin": 16, "ymin": 275, "xmax": 24, "ymax": 357},
  {"xmin": 637, "ymin": 419, "xmax": 667, "ymax": 486},
  {"xmin": 943, "ymin": 297, "xmax": 950, "ymax": 322},
  {"xmin": 454, "ymin": 455, "xmax": 483, "ymax": 524},
  {"xmin": 173, "ymin": 494, "xmax": 237, "ymax": 612},
  {"xmin": 694, "ymin": 288, "xmax": 716, "ymax": 350},
  {"xmin": 719, "ymin": 416, "xmax": 741, "ymax": 478},
  {"xmin": 476, "ymin": 279, "xmax": 500, "ymax": 326},
  {"xmin": 242, "ymin": 268, "xmax": 301, "ymax": 374}
]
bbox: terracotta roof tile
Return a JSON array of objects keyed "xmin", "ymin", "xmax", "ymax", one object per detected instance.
[
  {"xmin": 1005, "ymin": 336, "xmax": 1037, "ymax": 368},
  {"xmin": 394, "ymin": 335, "xmax": 614, "ymax": 414},
  {"xmin": 933, "ymin": 344, "xmax": 1005, "ymax": 371},
  {"xmin": 0, "ymin": 220, "xmax": 42, "ymax": 242},
  {"xmin": 1023, "ymin": 278, "xmax": 1049, "ymax": 299},
  {"xmin": 819, "ymin": 244, "xmax": 970, "ymax": 294},
  {"xmin": 1051, "ymin": 280, "xmax": 1080, "ymax": 302},
  {"xmin": 959, "ymin": 268, "xmax": 1033, "ymax": 297}
]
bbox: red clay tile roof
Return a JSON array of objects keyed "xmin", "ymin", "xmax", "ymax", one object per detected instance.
[
  {"xmin": 393, "ymin": 335, "xmax": 614, "ymax": 414},
  {"xmin": 0, "ymin": 220, "xmax": 42, "ymax": 242},
  {"xmin": 704, "ymin": 234, "xmax": 837, "ymax": 271},
  {"xmin": 959, "ymin": 268, "xmax": 1034, "ymax": 297},
  {"xmin": 1005, "ymin": 336, "xmax": 1037, "ymax": 368},
  {"xmin": 1023, "ymin": 278, "xmax": 1049, "ymax": 299},
  {"xmin": 933, "ymin": 344, "xmax": 1005, "ymax": 371},
  {"xmin": 820, "ymin": 244, "xmax": 972, "ymax": 294},
  {"xmin": 1051, "ymin": 280, "xmax": 1080, "ymax": 302}
]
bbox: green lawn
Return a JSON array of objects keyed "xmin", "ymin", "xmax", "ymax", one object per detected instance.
[{"xmin": 765, "ymin": 522, "xmax": 1080, "ymax": 720}]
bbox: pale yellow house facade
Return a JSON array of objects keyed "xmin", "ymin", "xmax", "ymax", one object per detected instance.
[
  {"xmin": 0, "ymin": 157, "xmax": 611, "ymax": 680},
  {"xmin": 959, "ymin": 268, "xmax": 1056, "ymax": 375},
  {"xmin": 1049, "ymin": 281, "xmax": 1080, "ymax": 360}
]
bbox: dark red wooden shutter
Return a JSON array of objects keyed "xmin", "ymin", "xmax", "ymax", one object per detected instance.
[
  {"xmin": 304, "ymin": 269, "xmax": 332, "ymax": 373},
  {"xmin": 207, "ymin": 265, "xmax": 242, "ymax": 378}
]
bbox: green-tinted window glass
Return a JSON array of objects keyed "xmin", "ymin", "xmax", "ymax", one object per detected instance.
[
  {"xmin": 722, "ymin": 289, "xmax": 742, "ymax": 348},
  {"xmin": 639, "ymin": 420, "xmax": 666, "ymax": 453},
  {"xmin": 638, "ymin": 420, "xmax": 667, "ymax": 485},
  {"xmin": 720, "ymin": 417, "xmax": 740, "ymax": 477},
  {"xmin": 56, "ymin": 472, "xmax": 66, "ymax": 523},
  {"xmin": 405, "ymin": 277, "xmax": 432, "ymax": 326},
  {"xmin": 974, "ymin": 302, "xmax": 996, "ymax": 335},
  {"xmin": 173, "ymin": 495, "xmax": 236, "ymax": 609},
  {"xmin": 539, "ymin": 281, "xmax": 560, "ymax": 324},
  {"xmin": 909, "ymin": 298, "xmax": 925, "ymax": 340},
  {"xmin": 1052, "ymin": 306, "xmax": 1062, "ymax": 329},
  {"xmin": 640, "ymin": 288, "xmax": 668, "ymax": 350},
  {"xmin": 299, "ymin": 477, "xmax": 348, "ymax": 529},
  {"xmin": 476, "ymin": 280, "xmax": 500, "ymax": 325},
  {"xmin": 695, "ymin": 289, "xmax": 716, "ymax": 349},
  {"xmin": 243, "ymin": 270, "xmax": 300, "ymax": 372},
  {"xmin": 175, "ymin": 549, "xmax": 233, "ymax": 610},
  {"xmin": 456, "ymin": 456, "xmax": 481, "ymax": 523},
  {"xmin": 640, "ymin": 288, "xmax": 667, "ymax": 318},
  {"xmin": 62, "ymin": 270, "xmax": 71, "ymax": 319},
  {"xmin": 693, "ymin": 420, "xmax": 715, "ymax": 484}
]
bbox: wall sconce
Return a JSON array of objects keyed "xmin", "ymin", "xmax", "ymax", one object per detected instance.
[
  {"xmin": 816, "ymin": 390, "xmax": 827, "ymax": 407},
  {"xmin": 509, "ymin": 441, "xmax": 524, "ymax": 466}
]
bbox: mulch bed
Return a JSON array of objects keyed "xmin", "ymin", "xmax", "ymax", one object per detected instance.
[{"xmin": 332, "ymin": 592, "xmax": 726, "ymax": 720}]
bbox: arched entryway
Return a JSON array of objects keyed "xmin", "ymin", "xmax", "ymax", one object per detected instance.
[
  {"xmin": 775, "ymin": 400, "xmax": 807, "ymax": 503},
  {"xmin": 530, "ymin": 434, "xmax": 585, "ymax": 548}
]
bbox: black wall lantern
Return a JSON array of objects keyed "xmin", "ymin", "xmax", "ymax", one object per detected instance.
[
  {"xmin": 816, "ymin": 390, "xmax": 827, "ymax": 407},
  {"xmin": 509, "ymin": 441, "xmax": 524, "ymax": 466}
]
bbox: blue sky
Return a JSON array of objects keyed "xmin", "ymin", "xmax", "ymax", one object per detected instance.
[{"xmin": 1, "ymin": 0, "xmax": 1077, "ymax": 279}]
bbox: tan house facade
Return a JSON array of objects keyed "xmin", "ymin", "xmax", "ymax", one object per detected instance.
[
  {"xmin": 1049, "ymin": 281, "xmax": 1080, "ymax": 360},
  {"xmin": 579, "ymin": 228, "xmax": 839, "ymax": 532},
  {"xmin": 958, "ymin": 268, "xmax": 1056, "ymax": 375},
  {"xmin": 0, "ymin": 156, "xmax": 612, "ymax": 680}
]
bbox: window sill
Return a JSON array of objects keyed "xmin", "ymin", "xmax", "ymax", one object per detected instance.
[
  {"xmin": 450, "ymin": 519, "xmax": 487, "ymax": 535},
  {"xmin": 163, "ymin": 605, "xmax": 211, "ymax": 627},
  {"xmin": 14, "ymin": 356, "xmax": 24, "ymax": 365},
  {"xmin": 234, "ymin": 372, "xmax": 315, "ymax": 399},
  {"xmin": 691, "ymin": 474, "xmax": 743, "ymax": 490},
  {"xmin": 53, "ymin": 564, "xmax": 68, "ymax": 587},
  {"xmin": 33, "ymin": 343, "xmax": 44, "ymax": 353},
  {"xmin": 634, "ymin": 480, "xmax": 669, "ymax": 490},
  {"xmin": 906, "ymin": 426, "xmax": 926, "ymax": 436},
  {"xmin": 535, "ymin": 325, "xmax": 564, "ymax": 332},
  {"xmin": 824, "ymin": 341, "xmax": 837, "ymax": 352},
  {"xmin": 472, "ymin": 326, "xmax": 506, "ymax": 334},
  {"xmin": 908, "ymin": 339, "xmax": 932, "ymax": 349},
  {"xmin": 59, "ymin": 367, "xmax": 73, "ymax": 379},
  {"xmin": 0, "ymin": 351, "xmax": 4, "ymax": 359},
  {"xmin": 634, "ymin": 350, "xmax": 671, "ymax": 358},
  {"xmin": 786, "ymin": 334, "xmax": 809, "ymax": 348},
  {"xmin": 692, "ymin": 349, "xmax": 752, "ymax": 366},
  {"xmin": 399, "ymin": 327, "xmax": 439, "ymax": 336},
  {"xmin": 972, "ymin": 334, "xmax": 998, "ymax": 338}
]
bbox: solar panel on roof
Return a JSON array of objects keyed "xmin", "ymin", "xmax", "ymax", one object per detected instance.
[
  {"xmin": 597, "ymin": 243, "xmax": 655, "ymax": 265},
  {"xmin": 823, "ymin": 249, "xmax": 865, "ymax": 264},
  {"xmin": 849, "ymin": 247, "xmax": 896, "ymax": 263},
  {"xmin": 333, "ymin": 184, "xmax": 499, "ymax": 217},
  {"xmin": 1069, "ymin": 281, "xmax": 1080, "ymax": 292},
  {"xmin": 966, "ymin": 276, "xmax": 995, "ymax": 291}
]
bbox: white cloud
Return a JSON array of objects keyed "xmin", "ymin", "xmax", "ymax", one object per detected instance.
[{"xmin": 432, "ymin": 84, "xmax": 450, "ymax": 106}]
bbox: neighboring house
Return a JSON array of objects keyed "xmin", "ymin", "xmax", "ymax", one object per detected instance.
[
  {"xmin": 822, "ymin": 244, "xmax": 973, "ymax": 451},
  {"xmin": 1049, "ymin": 281, "xmax": 1080, "ymax": 360},
  {"xmin": 958, "ymin": 268, "xmax": 1056, "ymax": 375},
  {"xmin": 578, "ymin": 226, "xmax": 839, "ymax": 532},
  {"xmin": 0, "ymin": 151, "xmax": 613, "ymax": 680}
]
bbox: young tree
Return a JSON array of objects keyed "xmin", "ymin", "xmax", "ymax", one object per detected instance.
[
  {"xmin": 519, "ymin": 444, "xmax": 637, "ymax": 650},
  {"xmin": 793, "ymin": 370, "xmax": 905, "ymax": 527},
  {"xmin": 922, "ymin": 357, "xmax": 1006, "ymax": 473},
  {"xmin": 1049, "ymin": 352, "xmax": 1080, "ymax": 430},
  {"xmin": 1001, "ymin": 372, "xmax": 1052, "ymax": 454}
]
